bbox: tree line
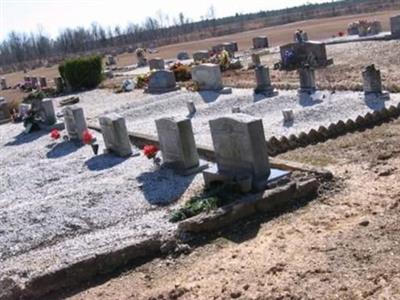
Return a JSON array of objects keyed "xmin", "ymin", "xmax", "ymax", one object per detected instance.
[{"xmin": 0, "ymin": 0, "xmax": 398, "ymax": 71}]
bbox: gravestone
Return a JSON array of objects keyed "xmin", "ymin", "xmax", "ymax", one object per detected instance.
[
  {"xmin": 191, "ymin": 63, "xmax": 223, "ymax": 91},
  {"xmin": 186, "ymin": 101, "xmax": 196, "ymax": 116},
  {"xmin": 390, "ymin": 15, "xmax": 400, "ymax": 38},
  {"xmin": 155, "ymin": 117, "xmax": 207, "ymax": 174},
  {"xmin": 252, "ymin": 36, "xmax": 269, "ymax": 49},
  {"xmin": 369, "ymin": 21, "xmax": 382, "ymax": 35},
  {"xmin": 0, "ymin": 97, "xmax": 11, "ymax": 124},
  {"xmin": 99, "ymin": 113, "xmax": 132, "ymax": 157},
  {"xmin": 39, "ymin": 77, "xmax": 47, "ymax": 88},
  {"xmin": 254, "ymin": 66, "xmax": 275, "ymax": 96},
  {"xmin": 0, "ymin": 78, "xmax": 7, "ymax": 90},
  {"xmin": 63, "ymin": 106, "xmax": 87, "ymax": 141},
  {"xmin": 298, "ymin": 66, "xmax": 316, "ymax": 94},
  {"xmin": 146, "ymin": 70, "xmax": 178, "ymax": 93},
  {"xmin": 31, "ymin": 77, "xmax": 39, "ymax": 89},
  {"xmin": 282, "ymin": 110, "xmax": 294, "ymax": 123},
  {"xmin": 54, "ymin": 77, "xmax": 63, "ymax": 93},
  {"xmin": 148, "ymin": 58, "xmax": 165, "ymax": 70},
  {"xmin": 362, "ymin": 64, "xmax": 382, "ymax": 94},
  {"xmin": 40, "ymin": 98, "xmax": 56, "ymax": 125},
  {"xmin": 136, "ymin": 48, "xmax": 147, "ymax": 67},
  {"xmin": 106, "ymin": 55, "xmax": 116, "ymax": 65},
  {"xmin": 203, "ymin": 114, "xmax": 271, "ymax": 191},
  {"xmin": 193, "ymin": 51, "xmax": 210, "ymax": 62},
  {"xmin": 177, "ymin": 51, "xmax": 190, "ymax": 60},
  {"xmin": 279, "ymin": 41, "xmax": 333, "ymax": 70},
  {"xmin": 30, "ymin": 98, "xmax": 56, "ymax": 125},
  {"xmin": 362, "ymin": 64, "xmax": 389, "ymax": 99},
  {"xmin": 251, "ymin": 53, "xmax": 261, "ymax": 67},
  {"xmin": 19, "ymin": 103, "xmax": 31, "ymax": 117},
  {"xmin": 231, "ymin": 41, "xmax": 239, "ymax": 52}
]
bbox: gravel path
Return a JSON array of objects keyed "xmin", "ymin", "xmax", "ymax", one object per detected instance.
[
  {"xmin": 0, "ymin": 122, "xmax": 204, "ymax": 280},
  {"xmin": 54, "ymin": 88, "xmax": 400, "ymax": 147}
]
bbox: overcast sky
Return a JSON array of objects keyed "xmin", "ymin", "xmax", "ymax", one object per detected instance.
[{"xmin": 0, "ymin": 0, "xmax": 330, "ymax": 41}]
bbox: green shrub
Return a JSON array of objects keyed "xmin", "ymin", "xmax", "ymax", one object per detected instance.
[{"xmin": 59, "ymin": 55, "xmax": 103, "ymax": 90}]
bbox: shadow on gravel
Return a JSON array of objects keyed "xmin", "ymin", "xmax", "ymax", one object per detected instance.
[
  {"xmin": 5, "ymin": 130, "xmax": 47, "ymax": 146},
  {"xmin": 198, "ymin": 91, "xmax": 220, "ymax": 103},
  {"xmin": 365, "ymin": 98, "xmax": 385, "ymax": 111},
  {"xmin": 46, "ymin": 141, "xmax": 83, "ymax": 159},
  {"xmin": 137, "ymin": 167, "xmax": 196, "ymax": 206},
  {"xmin": 299, "ymin": 93, "xmax": 323, "ymax": 107},
  {"xmin": 85, "ymin": 154, "xmax": 129, "ymax": 171}
]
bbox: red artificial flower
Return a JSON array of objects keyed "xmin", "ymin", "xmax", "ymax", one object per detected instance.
[
  {"xmin": 338, "ymin": 31, "xmax": 344, "ymax": 37},
  {"xmin": 143, "ymin": 144, "xmax": 159, "ymax": 159},
  {"xmin": 50, "ymin": 129, "xmax": 60, "ymax": 140},
  {"xmin": 82, "ymin": 129, "xmax": 94, "ymax": 145}
]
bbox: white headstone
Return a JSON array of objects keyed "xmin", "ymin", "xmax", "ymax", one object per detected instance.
[
  {"xmin": 40, "ymin": 98, "xmax": 56, "ymax": 125},
  {"xmin": 99, "ymin": 113, "xmax": 132, "ymax": 157},
  {"xmin": 191, "ymin": 63, "xmax": 223, "ymax": 91},
  {"xmin": 63, "ymin": 106, "xmax": 87, "ymax": 141},
  {"xmin": 203, "ymin": 114, "xmax": 270, "ymax": 191},
  {"xmin": 155, "ymin": 117, "xmax": 202, "ymax": 172}
]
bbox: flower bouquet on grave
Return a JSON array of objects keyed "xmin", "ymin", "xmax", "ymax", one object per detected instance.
[
  {"xmin": 47, "ymin": 128, "xmax": 68, "ymax": 149},
  {"xmin": 82, "ymin": 129, "xmax": 99, "ymax": 155},
  {"xmin": 23, "ymin": 108, "xmax": 44, "ymax": 133},
  {"xmin": 143, "ymin": 144, "xmax": 161, "ymax": 165}
]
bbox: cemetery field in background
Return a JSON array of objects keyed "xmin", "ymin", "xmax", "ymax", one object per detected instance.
[
  {"xmin": 67, "ymin": 118, "xmax": 400, "ymax": 300},
  {"xmin": 1, "ymin": 9, "xmax": 400, "ymax": 110}
]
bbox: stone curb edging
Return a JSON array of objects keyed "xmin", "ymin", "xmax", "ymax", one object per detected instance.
[
  {"xmin": 178, "ymin": 178, "xmax": 320, "ymax": 233},
  {"xmin": 265, "ymin": 104, "xmax": 400, "ymax": 156},
  {"xmin": 1, "ymin": 238, "xmax": 164, "ymax": 300}
]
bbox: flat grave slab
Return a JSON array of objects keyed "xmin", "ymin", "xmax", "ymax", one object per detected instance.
[{"xmin": 52, "ymin": 89, "xmax": 400, "ymax": 148}]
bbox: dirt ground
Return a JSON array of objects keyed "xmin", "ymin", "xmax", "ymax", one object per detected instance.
[
  {"xmin": 62, "ymin": 117, "xmax": 400, "ymax": 300},
  {"xmin": 1, "ymin": 9, "xmax": 399, "ymax": 110}
]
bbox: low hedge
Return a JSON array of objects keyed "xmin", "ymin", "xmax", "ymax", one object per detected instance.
[{"xmin": 59, "ymin": 55, "xmax": 103, "ymax": 91}]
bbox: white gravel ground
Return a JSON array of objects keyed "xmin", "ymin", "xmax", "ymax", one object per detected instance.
[
  {"xmin": 0, "ymin": 122, "xmax": 204, "ymax": 280},
  {"xmin": 54, "ymin": 88, "xmax": 400, "ymax": 147}
]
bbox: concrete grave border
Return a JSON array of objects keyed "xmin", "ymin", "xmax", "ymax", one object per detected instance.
[{"xmin": 89, "ymin": 102, "xmax": 400, "ymax": 159}]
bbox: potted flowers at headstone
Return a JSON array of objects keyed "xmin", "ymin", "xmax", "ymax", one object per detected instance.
[
  {"xmin": 50, "ymin": 129, "xmax": 61, "ymax": 140},
  {"xmin": 143, "ymin": 144, "xmax": 161, "ymax": 165},
  {"xmin": 23, "ymin": 107, "xmax": 43, "ymax": 133},
  {"xmin": 82, "ymin": 129, "xmax": 99, "ymax": 155},
  {"xmin": 47, "ymin": 128, "xmax": 67, "ymax": 150}
]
